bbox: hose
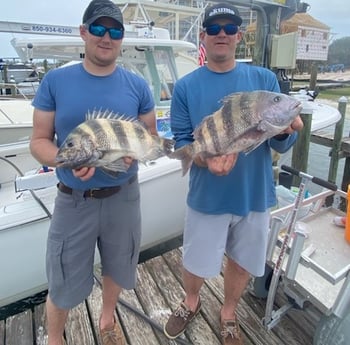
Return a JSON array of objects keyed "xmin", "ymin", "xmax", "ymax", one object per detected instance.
[
  {"xmin": 0, "ymin": 156, "xmax": 52, "ymax": 218},
  {"xmin": 94, "ymin": 273, "xmax": 192, "ymax": 345}
]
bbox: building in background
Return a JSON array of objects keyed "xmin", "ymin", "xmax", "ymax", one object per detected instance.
[{"xmin": 281, "ymin": 12, "xmax": 330, "ymax": 61}]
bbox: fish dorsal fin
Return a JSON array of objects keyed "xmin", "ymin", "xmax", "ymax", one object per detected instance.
[{"xmin": 85, "ymin": 109, "xmax": 135, "ymax": 122}]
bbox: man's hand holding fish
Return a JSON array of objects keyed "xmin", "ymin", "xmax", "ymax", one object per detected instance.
[{"xmin": 72, "ymin": 156, "xmax": 134, "ymax": 181}]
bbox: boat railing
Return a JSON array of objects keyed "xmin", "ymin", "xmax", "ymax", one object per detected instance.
[{"xmin": 0, "ymin": 81, "xmax": 38, "ymax": 100}]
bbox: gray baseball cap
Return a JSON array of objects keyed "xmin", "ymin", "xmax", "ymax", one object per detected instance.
[{"xmin": 82, "ymin": 0, "xmax": 124, "ymax": 28}]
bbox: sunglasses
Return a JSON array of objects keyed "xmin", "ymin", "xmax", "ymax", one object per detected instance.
[
  {"xmin": 204, "ymin": 24, "xmax": 239, "ymax": 36},
  {"xmin": 88, "ymin": 24, "xmax": 124, "ymax": 40}
]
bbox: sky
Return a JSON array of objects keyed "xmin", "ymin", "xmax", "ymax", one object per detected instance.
[{"xmin": 0, "ymin": 0, "xmax": 348, "ymax": 59}]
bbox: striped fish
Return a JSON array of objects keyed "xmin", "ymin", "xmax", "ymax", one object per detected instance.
[
  {"xmin": 56, "ymin": 110, "xmax": 174, "ymax": 176},
  {"xmin": 169, "ymin": 91, "xmax": 302, "ymax": 175}
]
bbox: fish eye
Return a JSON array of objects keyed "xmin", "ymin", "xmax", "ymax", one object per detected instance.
[
  {"xmin": 67, "ymin": 141, "xmax": 74, "ymax": 148},
  {"xmin": 273, "ymin": 96, "xmax": 281, "ymax": 102}
]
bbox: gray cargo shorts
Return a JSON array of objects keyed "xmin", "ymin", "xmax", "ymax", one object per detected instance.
[{"xmin": 46, "ymin": 177, "xmax": 141, "ymax": 309}]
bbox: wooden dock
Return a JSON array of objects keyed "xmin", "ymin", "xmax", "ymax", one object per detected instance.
[{"xmin": 0, "ymin": 248, "xmax": 322, "ymax": 345}]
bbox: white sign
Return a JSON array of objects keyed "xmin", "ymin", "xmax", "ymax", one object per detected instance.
[{"xmin": 296, "ymin": 26, "xmax": 329, "ymax": 61}]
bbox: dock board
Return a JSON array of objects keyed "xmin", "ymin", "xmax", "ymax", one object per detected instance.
[{"xmin": 0, "ymin": 248, "xmax": 322, "ymax": 345}]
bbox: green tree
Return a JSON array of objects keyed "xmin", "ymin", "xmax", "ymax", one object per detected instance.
[{"xmin": 328, "ymin": 37, "xmax": 350, "ymax": 68}]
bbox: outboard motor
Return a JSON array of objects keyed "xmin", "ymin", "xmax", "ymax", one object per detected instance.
[{"xmin": 306, "ymin": 89, "xmax": 318, "ymax": 100}]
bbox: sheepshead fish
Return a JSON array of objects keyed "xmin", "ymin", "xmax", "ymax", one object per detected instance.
[
  {"xmin": 56, "ymin": 110, "xmax": 175, "ymax": 176},
  {"xmin": 169, "ymin": 91, "xmax": 302, "ymax": 175}
]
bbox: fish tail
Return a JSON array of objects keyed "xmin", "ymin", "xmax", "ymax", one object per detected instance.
[
  {"xmin": 168, "ymin": 144, "xmax": 194, "ymax": 176},
  {"xmin": 161, "ymin": 138, "xmax": 176, "ymax": 156}
]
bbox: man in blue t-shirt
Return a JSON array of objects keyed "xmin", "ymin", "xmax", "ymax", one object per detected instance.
[
  {"xmin": 164, "ymin": 3, "xmax": 303, "ymax": 345},
  {"xmin": 30, "ymin": 1, "xmax": 155, "ymax": 344}
]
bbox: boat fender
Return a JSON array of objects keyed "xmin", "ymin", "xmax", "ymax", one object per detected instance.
[{"xmin": 333, "ymin": 216, "xmax": 346, "ymax": 227}]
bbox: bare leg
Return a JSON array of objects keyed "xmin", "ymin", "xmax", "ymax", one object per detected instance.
[
  {"xmin": 46, "ymin": 295, "xmax": 69, "ymax": 345},
  {"xmin": 99, "ymin": 275, "xmax": 122, "ymax": 330},
  {"xmin": 182, "ymin": 268, "xmax": 204, "ymax": 311},
  {"xmin": 221, "ymin": 257, "xmax": 250, "ymax": 320}
]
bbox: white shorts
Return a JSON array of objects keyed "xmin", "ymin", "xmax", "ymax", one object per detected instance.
[{"xmin": 183, "ymin": 207, "xmax": 270, "ymax": 278}]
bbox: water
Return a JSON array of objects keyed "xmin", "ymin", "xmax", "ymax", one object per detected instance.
[{"xmin": 279, "ymin": 115, "xmax": 350, "ymax": 196}]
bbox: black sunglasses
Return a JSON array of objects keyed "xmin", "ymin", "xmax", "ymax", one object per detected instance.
[
  {"xmin": 88, "ymin": 23, "xmax": 124, "ymax": 40},
  {"xmin": 204, "ymin": 24, "xmax": 239, "ymax": 36}
]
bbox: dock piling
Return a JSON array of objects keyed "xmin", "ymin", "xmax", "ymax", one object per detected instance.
[{"xmin": 291, "ymin": 103, "xmax": 313, "ymax": 186}]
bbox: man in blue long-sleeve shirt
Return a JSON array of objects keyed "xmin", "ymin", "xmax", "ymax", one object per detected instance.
[{"xmin": 164, "ymin": 3, "xmax": 303, "ymax": 345}]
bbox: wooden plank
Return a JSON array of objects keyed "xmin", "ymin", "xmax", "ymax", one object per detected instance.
[
  {"xmin": 292, "ymin": 112, "xmax": 312, "ymax": 182},
  {"xmin": 204, "ymin": 272, "xmax": 282, "ymax": 345},
  {"xmin": 86, "ymin": 283, "xmax": 103, "ymax": 345},
  {"xmin": 163, "ymin": 249, "xmax": 263, "ymax": 345},
  {"xmin": 311, "ymin": 132, "xmax": 350, "ymax": 153},
  {"xmin": 214, "ymin": 256, "xmax": 282, "ymax": 345},
  {"xmin": 1, "ymin": 247, "xmax": 327, "ymax": 345},
  {"xmin": 0, "ymin": 319, "xmax": 5, "ymax": 345},
  {"xmin": 242, "ymin": 266, "xmax": 321, "ymax": 344},
  {"xmin": 33, "ymin": 303, "xmax": 48, "ymax": 345},
  {"xmin": 92, "ymin": 273, "xmax": 160, "ymax": 345},
  {"xmin": 242, "ymin": 289, "xmax": 313, "ymax": 345},
  {"xmin": 117, "ymin": 288, "xmax": 161, "ymax": 345},
  {"xmin": 146, "ymin": 252, "xmax": 221, "ymax": 345},
  {"xmin": 273, "ymin": 288, "xmax": 320, "ymax": 342},
  {"xmin": 161, "ymin": 249, "xmax": 225, "ymax": 342},
  {"xmin": 135, "ymin": 261, "xmax": 190, "ymax": 344},
  {"xmin": 224, "ymin": 251, "xmax": 319, "ymax": 345},
  {"xmin": 5, "ymin": 309, "xmax": 33, "ymax": 345},
  {"xmin": 93, "ymin": 271, "xmax": 159, "ymax": 345},
  {"xmin": 65, "ymin": 301, "xmax": 94, "ymax": 345},
  {"xmin": 310, "ymin": 132, "xmax": 333, "ymax": 148}
]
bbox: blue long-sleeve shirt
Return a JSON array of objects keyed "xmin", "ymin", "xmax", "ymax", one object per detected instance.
[{"xmin": 170, "ymin": 62, "xmax": 297, "ymax": 216}]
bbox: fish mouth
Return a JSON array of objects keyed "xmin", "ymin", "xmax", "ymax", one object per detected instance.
[
  {"xmin": 294, "ymin": 102, "xmax": 303, "ymax": 113},
  {"xmin": 289, "ymin": 100, "xmax": 302, "ymax": 114},
  {"xmin": 55, "ymin": 159, "xmax": 72, "ymax": 168},
  {"xmin": 55, "ymin": 157, "xmax": 91, "ymax": 168}
]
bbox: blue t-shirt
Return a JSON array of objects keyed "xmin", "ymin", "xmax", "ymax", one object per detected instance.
[
  {"xmin": 170, "ymin": 62, "xmax": 297, "ymax": 216},
  {"xmin": 32, "ymin": 63, "xmax": 154, "ymax": 190}
]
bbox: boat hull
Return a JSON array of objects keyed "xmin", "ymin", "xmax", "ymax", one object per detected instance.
[
  {"xmin": 0, "ymin": 154, "xmax": 188, "ymax": 307},
  {"xmin": 0, "ymin": 99, "xmax": 34, "ymax": 145}
]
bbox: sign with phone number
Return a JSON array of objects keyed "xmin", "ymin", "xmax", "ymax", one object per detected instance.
[
  {"xmin": 24, "ymin": 24, "xmax": 79, "ymax": 36},
  {"xmin": 31, "ymin": 25, "xmax": 72, "ymax": 33}
]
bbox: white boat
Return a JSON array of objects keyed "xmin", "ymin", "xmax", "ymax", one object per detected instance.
[
  {"xmin": 307, "ymin": 101, "xmax": 341, "ymax": 132},
  {"xmin": 0, "ymin": 97, "xmax": 33, "ymax": 145},
  {"xmin": 290, "ymin": 90, "xmax": 342, "ymax": 131},
  {"xmin": 0, "ymin": 61, "xmax": 39, "ymax": 84},
  {"xmin": 0, "ymin": 140, "xmax": 189, "ymax": 307}
]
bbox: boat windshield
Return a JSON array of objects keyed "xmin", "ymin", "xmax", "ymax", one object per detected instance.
[{"xmin": 119, "ymin": 46, "xmax": 177, "ymax": 106}]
